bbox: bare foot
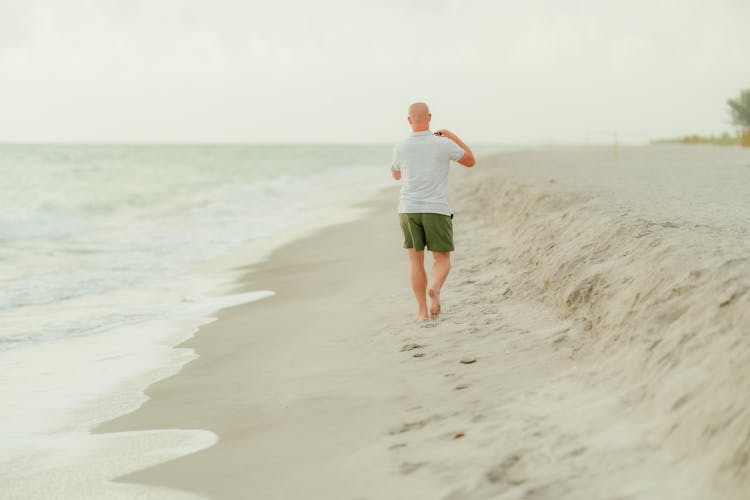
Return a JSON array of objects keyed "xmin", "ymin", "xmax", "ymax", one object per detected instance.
[
  {"xmin": 428, "ymin": 288, "xmax": 441, "ymax": 318},
  {"xmin": 414, "ymin": 314, "xmax": 429, "ymax": 321}
]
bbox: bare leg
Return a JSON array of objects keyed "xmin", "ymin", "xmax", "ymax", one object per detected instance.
[
  {"xmin": 408, "ymin": 249, "xmax": 428, "ymax": 320},
  {"xmin": 429, "ymin": 251, "xmax": 451, "ymax": 318}
]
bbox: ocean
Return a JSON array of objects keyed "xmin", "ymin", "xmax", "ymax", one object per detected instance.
[{"xmin": 0, "ymin": 142, "xmax": 512, "ymax": 498}]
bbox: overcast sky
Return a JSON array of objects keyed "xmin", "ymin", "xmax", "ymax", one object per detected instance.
[{"xmin": 1, "ymin": 0, "xmax": 749, "ymax": 143}]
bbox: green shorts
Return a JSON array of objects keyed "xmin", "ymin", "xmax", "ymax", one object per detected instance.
[{"xmin": 399, "ymin": 213, "xmax": 454, "ymax": 252}]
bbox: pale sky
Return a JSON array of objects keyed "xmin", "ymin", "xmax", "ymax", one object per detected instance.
[{"xmin": 1, "ymin": 0, "xmax": 749, "ymax": 143}]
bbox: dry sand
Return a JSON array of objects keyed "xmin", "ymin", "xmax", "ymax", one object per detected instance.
[{"xmin": 98, "ymin": 144, "xmax": 750, "ymax": 499}]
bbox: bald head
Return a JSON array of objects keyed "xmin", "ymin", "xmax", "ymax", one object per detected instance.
[
  {"xmin": 407, "ymin": 102, "xmax": 431, "ymax": 132},
  {"xmin": 408, "ymin": 102, "xmax": 430, "ymax": 119}
]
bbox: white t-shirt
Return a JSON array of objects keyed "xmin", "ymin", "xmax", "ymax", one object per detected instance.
[{"xmin": 391, "ymin": 130, "xmax": 465, "ymax": 215}]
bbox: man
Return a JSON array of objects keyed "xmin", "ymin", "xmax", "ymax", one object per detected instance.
[{"xmin": 391, "ymin": 102, "xmax": 476, "ymax": 320}]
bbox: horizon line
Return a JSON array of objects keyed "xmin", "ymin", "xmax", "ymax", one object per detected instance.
[{"xmin": 0, "ymin": 140, "xmax": 533, "ymax": 146}]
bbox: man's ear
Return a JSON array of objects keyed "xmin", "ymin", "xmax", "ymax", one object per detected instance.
[{"xmin": 408, "ymin": 116, "xmax": 413, "ymax": 125}]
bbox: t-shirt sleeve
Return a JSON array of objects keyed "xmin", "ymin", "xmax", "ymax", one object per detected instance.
[
  {"xmin": 444, "ymin": 138, "xmax": 465, "ymax": 162},
  {"xmin": 391, "ymin": 145, "xmax": 400, "ymax": 171}
]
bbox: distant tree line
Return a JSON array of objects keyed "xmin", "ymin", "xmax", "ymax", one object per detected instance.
[
  {"xmin": 654, "ymin": 88, "xmax": 749, "ymax": 146},
  {"xmin": 728, "ymin": 88, "xmax": 750, "ymax": 147},
  {"xmin": 653, "ymin": 133, "xmax": 741, "ymax": 146},
  {"xmin": 727, "ymin": 89, "xmax": 750, "ymax": 131}
]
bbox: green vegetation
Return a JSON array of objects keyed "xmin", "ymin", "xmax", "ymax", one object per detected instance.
[
  {"xmin": 654, "ymin": 88, "xmax": 750, "ymax": 147},
  {"xmin": 728, "ymin": 88, "xmax": 750, "ymax": 147},
  {"xmin": 652, "ymin": 133, "xmax": 741, "ymax": 146},
  {"xmin": 727, "ymin": 89, "xmax": 750, "ymax": 129}
]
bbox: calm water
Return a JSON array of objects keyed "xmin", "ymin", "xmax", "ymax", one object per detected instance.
[{"xmin": 0, "ymin": 144, "xmax": 396, "ymax": 347}]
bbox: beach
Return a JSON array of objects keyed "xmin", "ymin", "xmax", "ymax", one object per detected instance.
[
  {"xmin": 6, "ymin": 1, "xmax": 750, "ymax": 498},
  {"xmin": 93, "ymin": 144, "xmax": 750, "ymax": 499}
]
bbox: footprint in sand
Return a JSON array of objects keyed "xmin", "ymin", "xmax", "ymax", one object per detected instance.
[
  {"xmin": 562, "ymin": 446, "xmax": 587, "ymax": 458},
  {"xmin": 389, "ymin": 413, "xmax": 451, "ymax": 435},
  {"xmin": 401, "ymin": 343, "xmax": 424, "ymax": 352},
  {"xmin": 485, "ymin": 453, "xmax": 528, "ymax": 485},
  {"xmin": 399, "ymin": 461, "xmax": 426, "ymax": 474},
  {"xmin": 389, "ymin": 418, "xmax": 431, "ymax": 435}
]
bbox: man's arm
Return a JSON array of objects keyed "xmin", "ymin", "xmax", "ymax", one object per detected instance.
[
  {"xmin": 435, "ymin": 129, "xmax": 476, "ymax": 167},
  {"xmin": 391, "ymin": 145, "xmax": 402, "ymax": 179}
]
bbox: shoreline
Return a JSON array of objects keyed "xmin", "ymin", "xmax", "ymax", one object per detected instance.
[
  {"xmin": 94, "ymin": 185, "xmax": 432, "ymax": 498},
  {"xmin": 1, "ymin": 149, "xmax": 398, "ymax": 499},
  {"xmin": 98, "ymin": 145, "xmax": 749, "ymax": 499}
]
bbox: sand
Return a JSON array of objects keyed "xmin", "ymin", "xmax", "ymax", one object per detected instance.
[{"xmin": 97, "ymin": 144, "xmax": 750, "ymax": 499}]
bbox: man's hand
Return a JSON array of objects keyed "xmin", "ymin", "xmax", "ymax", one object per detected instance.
[
  {"xmin": 434, "ymin": 129, "xmax": 457, "ymax": 140},
  {"xmin": 434, "ymin": 129, "xmax": 476, "ymax": 167},
  {"xmin": 391, "ymin": 167, "xmax": 401, "ymax": 180}
]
